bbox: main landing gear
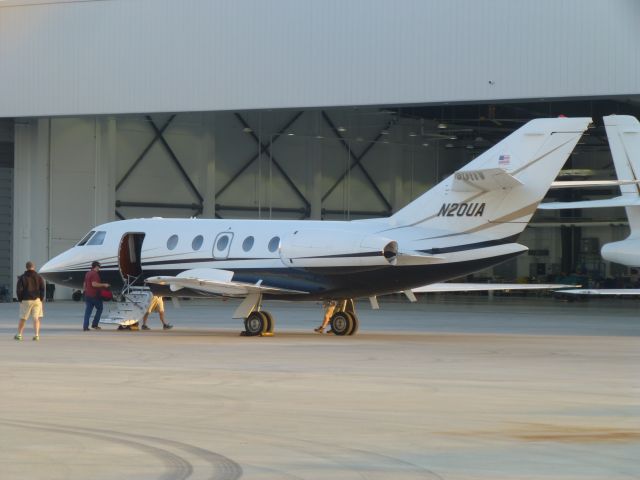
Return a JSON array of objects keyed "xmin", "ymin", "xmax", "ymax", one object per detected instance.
[
  {"xmin": 243, "ymin": 310, "xmax": 275, "ymax": 336},
  {"xmin": 236, "ymin": 293, "xmax": 275, "ymax": 337},
  {"xmin": 328, "ymin": 299, "xmax": 359, "ymax": 336},
  {"xmin": 236, "ymin": 293, "xmax": 358, "ymax": 336}
]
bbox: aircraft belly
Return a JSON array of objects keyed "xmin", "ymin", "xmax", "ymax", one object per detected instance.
[
  {"xmin": 295, "ymin": 250, "xmax": 522, "ymax": 299},
  {"xmin": 145, "ymin": 251, "xmax": 522, "ymax": 301},
  {"xmin": 42, "ymin": 250, "xmax": 521, "ymax": 301}
]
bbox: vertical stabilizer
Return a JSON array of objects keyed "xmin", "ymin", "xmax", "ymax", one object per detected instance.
[
  {"xmin": 390, "ymin": 117, "xmax": 591, "ymax": 239},
  {"xmin": 603, "ymin": 115, "xmax": 640, "ymax": 233}
]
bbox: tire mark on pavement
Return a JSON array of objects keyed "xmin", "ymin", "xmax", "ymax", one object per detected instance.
[
  {"xmin": 1, "ymin": 419, "xmax": 243, "ymax": 480},
  {"xmin": 227, "ymin": 428, "xmax": 443, "ymax": 479},
  {"xmin": 0, "ymin": 419, "xmax": 193, "ymax": 480}
]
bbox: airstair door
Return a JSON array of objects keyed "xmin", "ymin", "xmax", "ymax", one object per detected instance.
[{"xmin": 119, "ymin": 233, "xmax": 146, "ymax": 285}]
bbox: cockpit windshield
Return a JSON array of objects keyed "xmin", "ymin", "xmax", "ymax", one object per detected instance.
[
  {"xmin": 87, "ymin": 231, "xmax": 106, "ymax": 245},
  {"xmin": 77, "ymin": 231, "xmax": 95, "ymax": 246}
]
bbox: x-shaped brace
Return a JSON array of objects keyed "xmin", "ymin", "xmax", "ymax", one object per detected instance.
[
  {"xmin": 116, "ymin": 115, "xmax": 204, "ymax": 218},
  {"xmin": 217, "ymin": 112, "xmax": 310, "ymax": 216},
  {"xmin": 321, "ymin": 111, "xmax": 393, "ymax": 213}
]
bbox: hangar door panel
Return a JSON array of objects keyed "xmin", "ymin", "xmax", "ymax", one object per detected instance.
[{"xmin": 0, "ymin": 164, "xmax": 12, "ymax": 296}]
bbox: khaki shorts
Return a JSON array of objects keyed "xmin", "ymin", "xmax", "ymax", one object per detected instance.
[
  {"xmin": 20, "ymin": 299, "xmax": 43, "ymax": 320},
  {"xmin": 147, "ymin": 296, "xmax": 164, "ymax": 313}
]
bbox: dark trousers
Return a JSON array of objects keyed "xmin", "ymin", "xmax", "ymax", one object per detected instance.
[{"xmin": 83, "ymin": 296, "xmax": 103, "ymax": 329}]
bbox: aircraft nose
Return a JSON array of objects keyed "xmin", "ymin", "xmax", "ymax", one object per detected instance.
[
  {"xmin": 39, "ymin": 258, "xmax": 54, "ymax": 274},
  {"xmin": 38, "ymin": 249, "xmax": 77, "ymax": 277},
  {"xmin": 39, "ymin": 254, "xmax": 69, "ymax": 275},
  {"xmin": 38, "ymin": 249, "xmax": 87, "ymax": 288}
]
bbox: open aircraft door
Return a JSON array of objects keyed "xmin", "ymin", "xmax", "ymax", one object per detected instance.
[
  {"xmin": 119, "ymin": 233, "xmax": 146, "ymax": 285},
  {"xmin": 101, "ymin": 232, "xmax": 152, "ymax": 327}
]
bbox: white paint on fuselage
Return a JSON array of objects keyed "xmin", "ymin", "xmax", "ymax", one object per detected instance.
[{"xmin": 40, "ymin": 216, "xmax": 523, "ymax": 286}]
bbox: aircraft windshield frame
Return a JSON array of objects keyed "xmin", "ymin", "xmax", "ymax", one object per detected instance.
[
  {"xmin": 87, "ymin": 231, "xmax": 107, "ymax": 246},
  {"xmin": 77, "ymin": 231, "xmax": 95, "ymax": 246}
]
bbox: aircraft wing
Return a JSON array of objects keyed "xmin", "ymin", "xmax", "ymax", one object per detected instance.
[
  {"xmin": 538, "ymin": 196, "xmax": 640, "ymax": 210},
  {"xmin": 146, "ymin": 268, "xmax": 309, "ymax": 296},
  {"xmin": 412, "ymin": 282, "xmax": 574, "ymax": 293},
  {"xmin": 554, "ymin": 288, "xmax": 640, "ymax": 296}
]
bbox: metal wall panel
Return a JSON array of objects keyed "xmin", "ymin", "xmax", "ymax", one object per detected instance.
[
  {"xmin": 0, "ymin": 167, "xmax": 13, "ymax": 293},
  {"xmin": 1, "ymin": 0, "xmax": 639, "ymax": 117}
]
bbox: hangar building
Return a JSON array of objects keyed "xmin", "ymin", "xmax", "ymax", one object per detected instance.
[{"xmin": 1, "ymin": 0, "xmax": 640, "ymax": 298}]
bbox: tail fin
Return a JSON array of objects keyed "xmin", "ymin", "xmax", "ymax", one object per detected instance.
[
  {"xmin": 389, "ymin": 117, "xmax": 591, "ymax": 239},
  {"xmin": 603, "ymin": 115, "xmax": 640, "ymax": 232}
]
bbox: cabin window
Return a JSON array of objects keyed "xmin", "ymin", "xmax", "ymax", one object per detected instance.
[
  {"xmin": 242, "ymin": 236, "xmax": 254, "ymax": 252},
  {"xmin": 216, "ymin": 235, "xmax": 229, "ymax": 251},
  {"xmin": 268, "ymin": 236, "xmax": 280, "ymax": 253},
  {"xmin": 87, "ymin": 231, "xmax": 106, "ymax": 246},
  {"xmin": 192, "ymin": 235, "xmax": 204, "ymax": 251},
  {"xmin": 77, "ymin": 231, "xmax": 95, "ymax": 246},
  {"xmin": 167, "ymin": 235, "xmax": 179, "ymax": 250}
]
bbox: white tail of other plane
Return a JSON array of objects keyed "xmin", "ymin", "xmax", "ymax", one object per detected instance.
[
  {"xmin": 389, "ymin": 117, "xmax": 591, "ymax": 240},
  {"xmin": 600, "ymin": 115, "xmax": 640, "ymax": 266},
  {"xmin": 537, "ymin": 115, "xmax": 640, "ymax": 267},
  {"xmin": 604, "ymin": 115, "xmax": 640, "ymax": 232}
]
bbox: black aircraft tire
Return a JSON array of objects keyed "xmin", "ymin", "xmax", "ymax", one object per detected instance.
[
  {"xmin": 330, "ymin": 312, "xmax": 353, "ymax": 336},
  {"xmin": 244, "ymin": 311, "xmax": 267, "ymax": 336},
  {"xmin": 347, "ymin": 313, "xmax": 359, "ymax": 336},
  {"xmin": 262, "ymin": 311, "xmax": 274, "ymax": 333}
]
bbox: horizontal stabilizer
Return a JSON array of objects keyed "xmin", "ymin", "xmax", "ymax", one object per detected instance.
[
  {"xmin": 412, "ymin": 283, "xmax": 576, "ymax": 293},
  {"xmin": 555, "ymin": 288, "xmax": 640, "ymax": 296},
  {"xmin": 146, "ymin": 268, "xmax": 308, "ymax": 296},
  {"xmin": 538, "ymin": 196, "xmax": 640, "ymax": 210},
  {"xmin": 451, "ymin": 168, "xmax": 523, "ymax": 192},
  {"xmin": 550, "ymin": 180, "xmax": 640, "ymax": 189}
]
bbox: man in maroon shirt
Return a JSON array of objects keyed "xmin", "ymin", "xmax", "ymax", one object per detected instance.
[{"xmin": 83, "ymin": 261, "xmax": 110, "ymax": 331}]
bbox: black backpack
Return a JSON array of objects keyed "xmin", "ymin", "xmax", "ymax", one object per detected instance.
[{"xmin": 16, "ymin": 273, "xmax": 38, "ymax": 301}]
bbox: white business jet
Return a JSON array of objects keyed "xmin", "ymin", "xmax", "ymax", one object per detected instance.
[
  {"xmin": 40, "ymin": 117, "xmax": 591, "ymax": 335},
  {"xmin": 540, "ymin": 115, "xmax": 640, "ymax": 295}
]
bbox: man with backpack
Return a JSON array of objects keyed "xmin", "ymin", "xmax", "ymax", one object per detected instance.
[{"xmin": 15, "ymin": 261, "xmax": 45, "ymax": 341}]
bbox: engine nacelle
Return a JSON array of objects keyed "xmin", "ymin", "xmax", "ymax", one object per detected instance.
[{"xmin": 279, "ymin": 229, "xmax": 398, "ymax": 268}]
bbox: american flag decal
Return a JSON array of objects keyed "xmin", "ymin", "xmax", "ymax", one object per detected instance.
[{"xmin": 498, "ymin": 154, "xmax": 511, "ymax": 166}]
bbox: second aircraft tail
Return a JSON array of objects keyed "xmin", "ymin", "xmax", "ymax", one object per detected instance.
[{"xmin": 604, "ymin": 115, "xmax": 640, "ymax": 232}]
